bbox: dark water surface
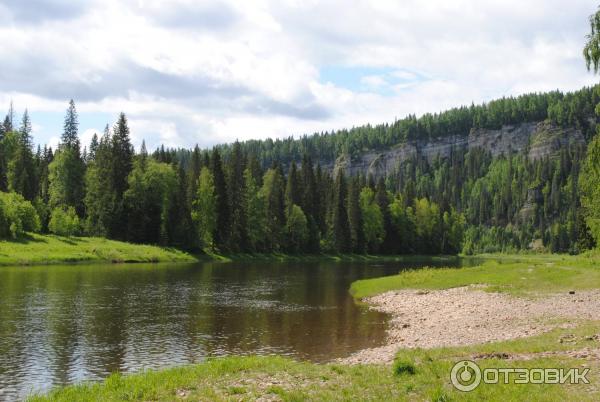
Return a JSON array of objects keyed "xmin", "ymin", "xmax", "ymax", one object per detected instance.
[{"xmin": 0, "ymin": 258, "xmax": 466, "ymax": 400}]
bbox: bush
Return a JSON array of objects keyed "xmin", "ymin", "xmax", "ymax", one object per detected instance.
[
  {"xmin": 0, "ymin": 191, "xmax": 41, "ymax": 238},
  {"xmin": 393, "ymin": 358, "xmax": 416, "ymax": 376},
  {"xmin": 49, "ymin": 206, "xmax": 80, "ymax": 237}
]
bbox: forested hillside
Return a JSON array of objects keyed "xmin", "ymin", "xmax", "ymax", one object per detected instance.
[{"xmin": 1, "ymin": 84, "xmax": 600, "ymax": 255}]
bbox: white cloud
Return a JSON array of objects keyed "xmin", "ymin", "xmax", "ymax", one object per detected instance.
[{"xmin": 0, "ymin": 0, "xmax": 598, "ymax": 150}]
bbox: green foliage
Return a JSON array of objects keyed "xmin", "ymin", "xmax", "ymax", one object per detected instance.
[
  {"xmin": 84, "ymin": 130, "xmax": 115, "ymax": 236},
  {"xmin": 0, "ymin": 233, "xmax": 196, "ymax": 266},
  {"xmin": 393, "ymin": 359, "xmax": 416, "ymax": 376},
  {"xmin": 285, "ymin": 204, "xmax": 308, "ymax": 252},
  {"xmin": 192, "ymin": 167, "xmax": 217, "ymax": 249},
  {"xmin": 49, "ymin": 206, "xmax": 80, "ymax": 237},
  {"xmin": 584, "ymin": 7, "xmax": 600, "ymax": 74},
  {"xmin": 260, "ymin": 168, "xmax": 285, "ymax": 251},
  {"xmin": 123, "ymin": 159, "xmax": 177, "ymax": 244},
  {"xmin": 580, "ymin": 132, "xmax": 600, "ymax": 246},
  {"xmin": 359, "ymin": 187, "xmax": 384, "ymax": 252},
  {"xmin": 244, "ymin": 168, "xmax": 266, "ymax": 251},
  {"xmin": 48, "ymin": 147, "xmax": 85, "ymax": 213},
  {"xmin": 0, "ymin": 191, "xmax": 40, "ymax": 238}
]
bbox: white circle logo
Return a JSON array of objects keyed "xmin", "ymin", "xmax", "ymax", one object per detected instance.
[{"xmin": 450, "ymin": 360, "xmax": 482, "ymax": 392}]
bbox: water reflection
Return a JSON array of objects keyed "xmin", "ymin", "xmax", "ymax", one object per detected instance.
[{"xmin": 0, "ymin": 258, "xmax": 465, "ymax": 400}]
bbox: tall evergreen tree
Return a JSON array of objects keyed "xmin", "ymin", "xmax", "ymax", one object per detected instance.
[
  {"xmin": 347, "ymin": 176, "xmax": 364, "ymax": 253},
  {"xmin": 261, "ymin": 168, "xmax": 286, "ymax": 251},
  {"xmin": 62, "ymin": 100, "xmax": 80, "ymax": 150},
  {"xmin": 285, "ymin": 161, "xmax": 301, "ymax": 212},
  {"xmin": 227, "ymin": 141, "xmax": 248, "ymax": 251},
  {"xmin": 210, "ymin": 148, "xmax": 230, "ymax": 249},
  {"xmin": 331, "ymin": 170, "xmax": 351, "ymax": 253},
  {"xmin": 109, "ymin": 114, "xmax": 134, "ymax": 238},
  {"xmin": 7, "ymin": 110, "xmax": 36, "ymax": 200},
  {"xmin": 49, "ymin": 102, "xmax": 85, "ymax": 214},
  {"xmin": 84, "ymin": 131, "xmax": 114, "ymax": 236},
  {"xmin": 192, "ymin": 167, "xmax": 217, "ymax": 249}
]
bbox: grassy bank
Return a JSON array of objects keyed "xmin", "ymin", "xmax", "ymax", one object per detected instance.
[
  {"xmin": 207, "ymin": 250, "xmax": 461, "ymax": 264},
  {"xmin": 30, "ymin": 321, "xmax": 600, "ymax": 401},
  {"xmin": 0, "ymin": 233, "xmax": 464, "ymax": 266},
  {"xmin": 0, "ymin": 233, "xmax": 198, "ymax": 266},
  {"xmin": 350, "ymin": 253, "xmax": 600, "ymax": 298},
  {"xmin": 29, "ymin": 253, "xmax": 600, "ymax": 401}
]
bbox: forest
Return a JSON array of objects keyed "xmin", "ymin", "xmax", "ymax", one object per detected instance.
[{"xmin": 1, "ymin": 83, "xmax": 600, "ymax": 256}]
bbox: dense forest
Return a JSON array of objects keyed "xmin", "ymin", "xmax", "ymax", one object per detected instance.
[{"xmin": 1, "ymin": 82, "xmax": 600, "ymax": 255}]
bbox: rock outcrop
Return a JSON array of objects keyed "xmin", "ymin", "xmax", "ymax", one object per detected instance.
[{"xmin": 327, "ymin": 121, "xmax": 586, "ymax": 179}]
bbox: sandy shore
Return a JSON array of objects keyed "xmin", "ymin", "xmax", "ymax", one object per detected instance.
[{"xmin": 341, "ymin": 286, "xmax": 600, "ymax": 364}]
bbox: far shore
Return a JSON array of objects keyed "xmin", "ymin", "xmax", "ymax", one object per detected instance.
[{"xmin": 0, "ymin": 232, "xmax": 465, "ymax": 267}]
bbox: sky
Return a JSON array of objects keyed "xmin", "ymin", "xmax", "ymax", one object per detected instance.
[{"xmin": 0, "ymin": 0, "xmax": 599, "ymax": 151}]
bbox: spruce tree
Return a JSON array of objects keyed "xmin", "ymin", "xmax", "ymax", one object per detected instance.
[
  {"xmin": 8, "ymin": 110, "xmax": 36, "ymax": 200},
  {"xmin": 62, "ymin": 100, "xmax": 80, "ymax": 150},
  {"xmin": 49, "ymin": 102, "xmax": 85, "ymax": 214},
  {"xmin": 332, "ymin": 170, "xmax": 351, "ymax": 253},
  {"xmin": 111, "ymin": 113, "xmax": 133, "ymax": 198},
  {"xmin": 347, "ymin": 176, "xmax": 364, "ymax": 253},
  {"xmin": 210, "ymin": 148, "xmax": 230, "ymax": 249},
  {"xmin": 301, "ymin": 155, "xmax": 319, "ymax": 252},
  {"xmin": 285, "ymin": 161, "xmax": 301, "ymax": 212},
  {"xmin": 227, "ymin": 141, "xmax": 248, "ymax": 251}
]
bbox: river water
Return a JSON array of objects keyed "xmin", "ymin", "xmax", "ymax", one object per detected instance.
[{"xmin": 0, "ymin": 258, "xmax": 465, "ymax": 400}]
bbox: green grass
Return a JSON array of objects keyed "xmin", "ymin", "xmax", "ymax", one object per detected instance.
[
  {"xmin": 26, "ymin": 253, "xmax": 600, "ymax": 401},
  {"xmin": 0, "ymin": 233, "xmax": 198, "ymax": 265},
  {"xmin": 29, "ymin": 322, "xmax": 600, "ymax": 401},
  {"xmin": 0, "ymin": 232, "xmax": 464, "ymax": 266},
  {"xmin": 350, "ymin": 253, "xmax": 600, "ymax": 299}
]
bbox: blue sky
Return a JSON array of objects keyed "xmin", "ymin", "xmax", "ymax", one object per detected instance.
[{"xmin": 0, "ymin": 0, "xmax": 598, "ymax": 150}]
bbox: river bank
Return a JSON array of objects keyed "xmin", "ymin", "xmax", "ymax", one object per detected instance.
[
  {"xmin": 28, "ymin": 254, "xmax": 600, "ymax": 401},
  {"xmin": 345, "ymin": 255, "xmax": 600, "ymax": 364},
  {"xmin": 0, "ymin": 233, "xmax": 463, "ymax": 266},
  {"xmin": 0, "ymin": 233, "xmax": 197, "ymax": 265}
]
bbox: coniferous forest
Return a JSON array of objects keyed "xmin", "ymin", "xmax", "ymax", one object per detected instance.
[{"xmin": 2, "ymin": 84, "xmax": 600, "ymax": 256}]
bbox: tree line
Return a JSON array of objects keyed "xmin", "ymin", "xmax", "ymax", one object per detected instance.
[{"xmin": 1, "ymin": 83, "xmax": 600, "ymax": 255}]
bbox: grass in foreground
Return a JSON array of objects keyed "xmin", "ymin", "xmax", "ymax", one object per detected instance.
[
  {"xmin": 0, "ymin": 233, "xmax": 198, "ymax": 265},
  {"xmin": 350, "ymin": 253, "xmax": 600, "ymax": 298},
  {"xmin": 30, "ymin": 321, "xmax": 600, "ymax": 401}
]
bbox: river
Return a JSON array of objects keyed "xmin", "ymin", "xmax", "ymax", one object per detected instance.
[{"xmin": 0, "ymin": 258, "xmax": 465, "ymax": 400}]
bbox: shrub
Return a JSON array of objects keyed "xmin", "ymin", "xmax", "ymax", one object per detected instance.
[
  {"xmin": 0, "ymin": 191, "xmax": 41, "ymax": 238},
  {"xmin": 49, "ymin": 206, "xmax": 80, "ymax": 237},
  {"xmin": 393, "ymin": 358, "xmax": 416, "ymax": 376}
]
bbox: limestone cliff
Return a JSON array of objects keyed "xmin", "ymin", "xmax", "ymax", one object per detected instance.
[{"xmin": 327, "ymin": 121, "xmax": 586, "ymax": 179}]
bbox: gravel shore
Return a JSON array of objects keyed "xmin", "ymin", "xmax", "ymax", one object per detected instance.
[{"xmin": 341, "ymin": 286, "xmax": 600, "ymax": 364}]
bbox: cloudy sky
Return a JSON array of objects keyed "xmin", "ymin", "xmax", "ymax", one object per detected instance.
[{"xmin": 0, "ymin": 0, "xmax": 599, "ymax": 151}]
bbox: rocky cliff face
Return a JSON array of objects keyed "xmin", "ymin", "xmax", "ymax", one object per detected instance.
[{"xmin": 329, "ymin": 121, "xmax": 586, "ymax": 179}]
